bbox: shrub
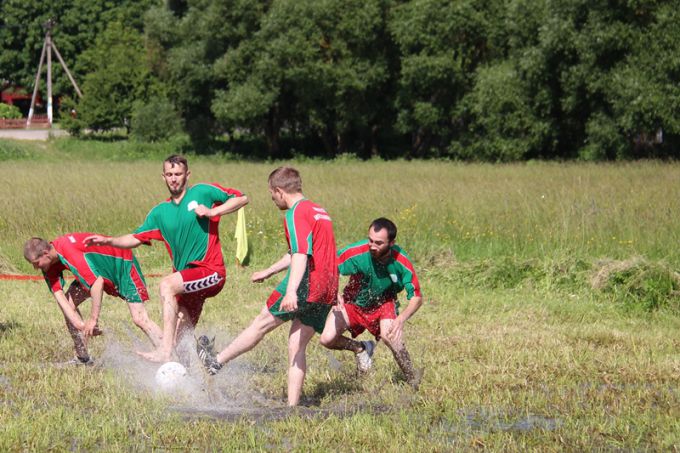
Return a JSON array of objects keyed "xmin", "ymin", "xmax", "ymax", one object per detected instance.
[
  {"xmin": 130, "ymin": 98, "xmax": 183, "ymax": 142},
  {"xmin": 592, "ymin": 258, "xmax": 680, "ymax": 312},
  {"xmin": 0, "ymin": 103, "xmax": 22, "ymax": 119}
]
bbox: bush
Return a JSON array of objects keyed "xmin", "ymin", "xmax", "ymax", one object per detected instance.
[
  {"xmin": 58, "ymin": 96, "xmax": 84, "ymax": 136},
  {"xmin": 130, "ymin": 98, "xmax": 183, "ymax": 142},
  {"xmin": 0, "ymin": 103, "xmax": 22, "ymax": 119},
  {"xmin": 592, "ymin": 258, "xmax": 680, "ymax": 312}
]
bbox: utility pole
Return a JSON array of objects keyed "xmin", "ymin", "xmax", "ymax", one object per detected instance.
[{"xmin": 27, "ymin": 18, "xmax": 82, "ymax": 127}]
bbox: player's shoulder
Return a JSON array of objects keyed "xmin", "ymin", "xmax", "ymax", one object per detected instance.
[
  {"xmin": 295, "ymin": 199, "xmax": 331, "ymax": 219},
  {"xmin": 192, "ymin": 182, "xmax": 231, "ymax": 193},
  {"xmin": 148, "ymin": 198, "xmax": 173, "ymax": 212},
  {"xmin": 52, "ymin": 233, "xmax": 89, "ymax": 250},
  {"xmin": 338, "ymin": 239, "xmax": 370, "ymax": 257},
  {"xmin": 390, "ymin": 244, "xmax": 416, "ymax": 267}
]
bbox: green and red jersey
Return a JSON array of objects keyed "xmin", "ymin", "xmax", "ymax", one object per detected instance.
[
  {"xmin": 283, "ymin": 199, "xmax": 338, "ymax": 304},
  {"xmin": 133, "ymin": 183, "xmax": 243, "ymax": 275},
  {"xmin": 337, "ymin": 239, "xmax": 421, "ymax": 309},
  {"xmin": 43, "ymin": 232, "xmax": 148, "ymax": 302}
]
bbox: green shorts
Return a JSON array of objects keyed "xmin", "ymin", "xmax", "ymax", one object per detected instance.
[{"xmin": 266, "ymin": 274, "xmax": 331, "ymax": 333}]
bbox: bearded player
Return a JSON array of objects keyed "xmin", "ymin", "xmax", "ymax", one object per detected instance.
[
  {"xmin": 319, "ymin": 218, "xmax": 424, "ymax": 389},
  {"xmin": 23, "ymin": 234, "xmax": 163, "ymax": 364},
  {"xmin": 85, "ymin": 155, "xmax": 248, "ymax": 363}
]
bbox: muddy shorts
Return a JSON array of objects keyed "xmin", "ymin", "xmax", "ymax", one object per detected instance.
[
  {"xmin": 266, "ymin": 274, "xmax": 332, "ymax": 334},
  {"xmin": 345, "ymin": 300, "xmax": 398, "ymax": 339},
  {"xmin": 177, "ymin": 266, "xmax": 225, "ymax": 326}
]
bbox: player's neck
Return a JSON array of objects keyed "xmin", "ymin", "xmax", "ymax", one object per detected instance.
[
  {"xmin": 285, "ymin": 193, "xmax": 305, "ymax": 209},
  {"xmin": 373, "ymin": 248, "xmax": 392, "ymax": 264},
  {"xmin": 170, "ymin": 188, "xmax": 188, "ymax": 204}
]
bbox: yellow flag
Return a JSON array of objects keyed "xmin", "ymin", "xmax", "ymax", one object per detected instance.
[{"xmin": 234, "ymin": 207, "xmax": 248, "ymax": 265}]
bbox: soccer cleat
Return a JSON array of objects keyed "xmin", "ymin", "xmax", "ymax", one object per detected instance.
[
  {"xmin": 355, "ymin": 340, "xmax": 375, "ymax": 373},
  {"xmin": 196, "ymin": 335, "xmax": 222, "ymax": 375}
]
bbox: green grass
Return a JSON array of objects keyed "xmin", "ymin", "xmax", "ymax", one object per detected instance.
[{"xmin": 0, "ymin": 138, "xmax": 679, "ymax": 450}]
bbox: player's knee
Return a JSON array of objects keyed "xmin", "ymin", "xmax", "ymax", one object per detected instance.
[
  {"xmin": 381, "ymin": 334, "xmax": 398, "ymax": 351},
  {"xmin": 318, "ymin": 331, "xmax": 336, "ymax": 348},
  {"xmin": 158, "ymin": 279, "xmax": 178, "ymax": 300},
  {"xmin": 131, "ymin": 311, "xmax": 149, "ymax": 328}
]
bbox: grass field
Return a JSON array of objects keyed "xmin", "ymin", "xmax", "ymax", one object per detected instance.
[{"xmin": 0, "ymin": 139, "xmax": 678, "ymax": 451}]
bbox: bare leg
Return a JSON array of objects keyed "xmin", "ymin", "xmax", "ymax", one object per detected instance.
[
  {"xmin": 137, "ymin": 273, "xmax": 184, "ymax": 363},
  {"xmin": 287, "ymin": 319, "xmax": 316, "ymax": 406},
  {"xmin": 215, "ymin": 305, "xmax": 283, "ymax": 364},
  {"xmin": 319, "ymin": 306, "xmax": 363, "ymax": 353},
  {"xmin": 380, "ymin": 318, "xmax": 422, "ymax": 390},
  {"xmin": 127, "ymin": 303, "xmax": 163, "ymax": 348},
  {"xmin": 64, "ymin": 283, "xmax": 91, "ymax": 360}
]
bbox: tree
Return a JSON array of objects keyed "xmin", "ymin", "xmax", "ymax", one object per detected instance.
[
  {"xmin": 144, "ymin": 0, "xmax": 269, "ymax": 144},
  {"xmin": 0, "ymin": 0, "xmax": 156, "ymax": 106},
  {"xmin": 72, "ymin": 21, "xmax": 161, "ymax": 132},
  {"xmin": 389, "ymin": 0, "xmax": 496, "ymax": 157},
  {"xmin": 211, "ymin": 0, "xmax": 396, "ymax": 158}
]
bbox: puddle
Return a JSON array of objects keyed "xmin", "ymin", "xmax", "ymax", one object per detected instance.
[{"xmin": 433, "ymin": 407, "xmax": 562, "ymax": 438}]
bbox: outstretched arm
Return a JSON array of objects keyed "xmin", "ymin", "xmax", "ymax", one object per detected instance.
[
  {"xmin": 251, "ymin": 253, "xmax": 292, "ymax": 283},
  {"xmin": 194, "ymin": 195, "xmax": 249, "ymax": 218},
  {"xmin": 83, "ymin": 234, "xmax": 142, "ymax": 249}
]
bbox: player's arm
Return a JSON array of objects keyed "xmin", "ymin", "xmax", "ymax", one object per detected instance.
[
  {"xmin": 83, "ymin": 234, "xmax": 142, "ymax": 249},
  {"xmin": 52, "ymin": 289, "xmax": 85, "ymax": 331},
  {"xmin": 280, "ymin": 253, "xmax": 308, "ymax": 311},
  {"xmin": 195, "ymin": 195, "xmax": 249, "ymax": 218},
  {"xmin": 82, "ymin": 277, "xmax": 104, "ymax": 340},
  {"xmin": 251, "ymin": 253, "xmax": 291, "ymax": 283},
  {"xmin": 385, "ymin": 295, "xmax": 422, "ymax": 345}
]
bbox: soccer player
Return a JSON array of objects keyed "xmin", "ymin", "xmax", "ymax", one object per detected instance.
[
  {"xmin": 23, "ymin": 234, "xmax": 163, "ymax": 364},
  {"xmin": 197, "ymin": 166, "xmax": 338, "ymax": 406},
  {"xmin": 319, "ymin": 218, "xmax": 424, "ymax": 389},
  {"xmin": 85, "ymin": 155, "xmax": 248, "ymax": 363}
]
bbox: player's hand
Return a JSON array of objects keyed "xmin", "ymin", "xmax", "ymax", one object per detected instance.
[
  {"xmin": 82, "ymin": 318, "xmax": 98, "ymax": 340},
  {"xmin": 194, "ymin": 204, "xmax": 212, "ymax": 218},
  {"xmin": 83, "ymin": 235, "xmax": 110, "ymax": 246},
  {"xmin": 251, "ymin": 270, "xmax": 269, "ymax": 283},
  {"xmin": 280, "ymin": 293, "xmax": 298, "ymax": 312},
  {"xmin": 385, "ymin": 316, "xmax": 405, "ymax": 345},
  {"xmin": 335, "ymin": 293, "xmax": 345, "ymax": 308}
]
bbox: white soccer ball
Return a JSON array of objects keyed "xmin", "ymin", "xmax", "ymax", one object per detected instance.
[{"xmin": 155, "ymin": 361, "xmax": 188, "ymax": 392}]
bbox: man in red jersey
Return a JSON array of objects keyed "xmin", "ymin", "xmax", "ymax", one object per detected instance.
[
  {"xmin": 24, "ymin": 234, "xmax": 163, "ymax": 364},
  {"xmin": 85, "ymin": 155, "xmax": 248, "ymax": 363},
  {"xmin": 197, "ymin": 166, "xmax": 338, "ymax": 406},
  {"xmin": 319, "ymin": 218, "xmax": 424, "ymax": 389}
]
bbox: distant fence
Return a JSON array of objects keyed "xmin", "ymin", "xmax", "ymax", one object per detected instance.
[{"xmin": 0, "ymin": 115, "xmax": 49, "ymax": 129}]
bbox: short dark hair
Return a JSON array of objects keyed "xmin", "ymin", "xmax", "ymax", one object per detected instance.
[
  {"xmin": 370, "ymin": 217, "xmax": 397, "ymax": 241},
  {"xmin": 23, "ymin": 237, "xmax": 50, "ymax": 261},
  {"xmin": 164, "ymin": 154, "xmax": 188, "ymax": 171},
  {"xmin": 268, "ymin": 166, "xmax": 302, "ymax": 193}
]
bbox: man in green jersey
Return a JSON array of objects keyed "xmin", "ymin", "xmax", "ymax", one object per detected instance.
[
  {"xmin": 85, "ymin": 155, "xmax": 248, "ymax": 363},
  {"xmin": 320, "ymin": 218, "xmax": 424, "ymax": 389}
]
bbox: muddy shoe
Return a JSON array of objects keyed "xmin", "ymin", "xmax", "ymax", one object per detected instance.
[
  {"xmin": 407, "ymin": 367, "xmax": 424, "ymax": 391},
  {"xmin": 57, "ymin": 356, "xmax": 95, "ymax": 367},
  {"xmin": 196, "ymin": 335, "xmax": 222, "ymax": 375},
  {"xmin": 355, "ymin": 340, "xmax": 375, "ymax": 373}
]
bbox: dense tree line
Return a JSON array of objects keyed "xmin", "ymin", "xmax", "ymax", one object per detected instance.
[{"xmin": 1, "ymin": 0, "xmax": 678, "ymax": 160}]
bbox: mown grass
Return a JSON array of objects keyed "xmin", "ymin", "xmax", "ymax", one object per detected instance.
[{"xmin": 0, "ymin": 138, "xmax": 679, "ymax": 451}]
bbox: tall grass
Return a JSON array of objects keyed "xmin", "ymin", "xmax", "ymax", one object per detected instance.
[{"xmin": 0, "ymin": 139, "xmax": 679, "ymax": 450}]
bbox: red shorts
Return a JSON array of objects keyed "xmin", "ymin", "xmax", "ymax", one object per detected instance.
[
  {"xmin": 345, "ymin": 301, "xmax": 397, "ymax": 339},
  {"xmin": 177, "ymin": 267, "xmax": 225, "ymax": 326}
]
